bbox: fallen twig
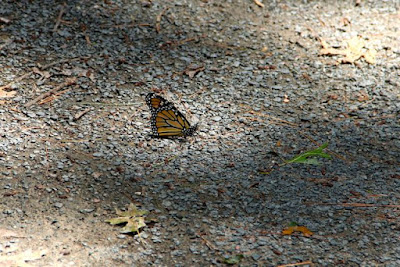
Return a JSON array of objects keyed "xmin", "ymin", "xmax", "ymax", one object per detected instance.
[
  {"xmin": 155, "ymin": 7, "xmax": 169, "ymax": 33},
  {"xmin": 53, "ymin": 3, "xmax": 67, "ymax": 32},
  {"xmin": 60, "ymin": 138, "xmax": 103, "ymax": 143},
  {"xmin": 0, "ymin": 38, "xmax": 13, "ymax": 50},
  {"xmin": 38, "ymin": 57, "xmax": 83, "ymax": 70},
  {"xmin": 0, "ymin": 72, "xmax": 33, "ymax": 92},
  {"xmin": 38, "ymin": 88, "xmax": 71, "ymax": 105},
  {"xmin": 277, "ymin": 260, "xmax": 313, "ymax": 267},
  {"xmin": 306, "ymin": 202, "xmax": 400, "ymax": 208},
  {"xmin": 24, "ymin": 77, "xmax": 77, "ymax": 107},
  {"xmin": 77, "ymin": 102, "xmax": 140, "ymax": 106},
  {"xmin": 253, "ymin": 0, "xmax": 265, "ymax": 8},
  {"xmin": 177, "ymin": 36, "xmax": 199, "ymax": 45},
  {"xmin": 74, "ymin": 108, "xmax": 91, "ymax": 121},
  {"xmin": 0, "ymin": 17, "xmax": 11, "ymax": 24},
  {"xmin": 159, "ymin": 34, "xmax": 205, "ymax": 49},
  {"xmin": 85, "ymin": 35, "xmax": 91, "ymax": 46},
  {"xmin": 198, "ymin": 235, "xmax": 216, "ymax": 250},
  {"xmin": 0, "ymin": 57, "xmax": 83, "ymax": 92},
  {"xmin": 107, "ymin": 23, "xmax": 152, "ymax": 29}
]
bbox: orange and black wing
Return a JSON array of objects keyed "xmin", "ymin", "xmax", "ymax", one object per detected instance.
[
  {"xmin": 146, "ymin": 93, "xmax": 197, "ymax": 138},
  {"xmin": 146, "ymin": 93, "xmax": 170, "ymax": 111}
]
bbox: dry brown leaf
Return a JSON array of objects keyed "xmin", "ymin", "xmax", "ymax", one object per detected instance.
[
  {"xmin": 320, "ymin": 36, "xmax": 376, "ymax": 64},
  {"xmin": 327, "ymin": 94, "xmax": 339, "ymax": 100},
  {"xmin": 3, "ymin": 190, "xmax": 21, "ymax": 197},
  {"xmin": 155, "ymin": 7, "xmax": 169, "ymax": 33},
  {"xmin": 184, "ymin": 65, "xmax": 205, "ymax": 78},
  {"xmin": 364, "ymin": 48, "xmax": 377, "ymax": 64},
  {"xmin": 92, "ymin": 172, "xmax": 103, "ymax": 178},
  {"xmin": 0, "ymin": 88, "xmax": 17, "ymax": 98},
  {"xmin": 307, "ymin": 177, "xmax": 336, "ymax": 187},
  {"xmin": 258, "ymin": 65, "xmax": 276, "ymax": 70},
  {"xmin": 341, "ymin": 17, "xmax": 351, "ymax": 26},
  {"xmin": 32, "ymin": 67, "xmax": 51, "ymax": 79},
  {"xmin": 302, "ymin": 73, "xmax": 311, "ymax": 81},
  {"xmin": 62, "ymin": 67, "xmax": 96, "ymax": 82},
  {"xmin": 342, "ymin": 36, "xmax": 364, "ymax": 63},
  {"xmin": 357, "ymin": 91, "xmax": 369, "ymax": 102},
  {"xmin": 320, "ymin": 39, "xmax": 329, "ymax": 49},
  {"xmin": 282, "ymin": 226, "xmax": 313, "ymax": 237},
  {"xmin": 283, "ymin": 94, "xmax": 290, "ymax": 103}
]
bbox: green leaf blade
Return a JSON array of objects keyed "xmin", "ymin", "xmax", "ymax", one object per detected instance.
[
  {"xmin": 106, "ymin": 203, "xmax": 148, "ymax": 234},
  {"xmin": 106, "ymin": 217, "xmax": 129, "ymax": 225},
  {"xmin": 285, "ymin": 143, "xmax": 332, "ymax": 165},
  {"xmin": 223, "ymin": 255, "xmax": 244, "ymax": 265}
]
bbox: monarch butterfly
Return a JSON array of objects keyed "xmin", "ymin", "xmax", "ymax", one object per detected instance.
[{"xmin": 146, "ymin": 93, "xmax": 197, "ymax": 138}]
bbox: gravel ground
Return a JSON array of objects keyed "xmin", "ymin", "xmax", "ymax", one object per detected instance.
[{"xmin": 1, "ymin": 0, "xmax": 399, "ymax": 266}]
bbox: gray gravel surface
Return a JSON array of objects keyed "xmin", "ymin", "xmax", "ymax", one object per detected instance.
[{"xmin": 1, "ymin": 0, "xmax": 399, "ymax": 266}]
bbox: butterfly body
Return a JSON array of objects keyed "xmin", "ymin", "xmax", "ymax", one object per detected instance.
[{"xmin": 146, "ymin": 93, "xmax": 197, "ymax": 138}]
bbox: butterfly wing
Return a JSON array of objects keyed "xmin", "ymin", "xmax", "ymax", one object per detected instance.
[
  {"xmin": 146, "ymin": 93, "xmax": 170, "ymax": 110},
  {"xmin": 146, "ymin": 93, "xmax": 197, "ymax": 137}
]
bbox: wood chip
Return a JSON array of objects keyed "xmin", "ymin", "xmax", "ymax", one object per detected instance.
[{"xmin": 253, "ymin": 0, "xmax": 264, "ymax": 8}]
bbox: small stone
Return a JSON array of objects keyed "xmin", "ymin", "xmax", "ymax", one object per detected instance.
[
  {"xmin": 3, "ymin": 210, "xmax": 13, "ymax": 215},
  {"xmin": 162, "ymin": 200, "xmax": 172, "ymax": 207},
  {"xmin": 54, "ymin": 202, "xmax": 64, "ymax": 209},
  {"xmin": 151, "ymin": 237, "xmax": 162, "ymax": 243},
  {"xmin": 212, "ymin": 116, "xmax": 222, "ymax": 122},
  {"xmin": 80, "ymin": 208, "xmax": 95, "ymax": 214}
]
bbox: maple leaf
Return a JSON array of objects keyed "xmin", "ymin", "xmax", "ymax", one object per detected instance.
[
  {"xmin": 320, "ymin": 36, "xmax": 376, "ymax": 64},
  {"xmin": 106, "ymin": 203, "xmax": 148, "ymax": 234}
]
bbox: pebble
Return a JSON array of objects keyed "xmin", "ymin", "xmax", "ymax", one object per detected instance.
[
  {"xmin": 54, "ymin": 202, "xmax": 64, "ymax": 209},
  {"xmin": 80, "ymin": 209, "xmax": 95, "ymax": 214}
]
